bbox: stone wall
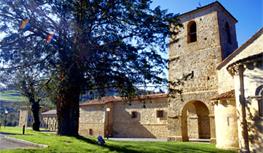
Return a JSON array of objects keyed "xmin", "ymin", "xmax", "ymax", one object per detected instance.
[
  {"xmin": 79, "ymin": 105, "xmax": 106, "ymax": 137},
  {"xmin": 112, "ymin": 97, "xmax": 168, "ymax": 138},
  {"xmin": 78, "ymin": 96, "xmax": 168, "ymax": 138},
  {"xmin": 168, "ymin": 4, "xmax": 236, "ymax": 142},
  {"xmin": 42, "ymin": 115, "xmax": 57, "ymax": 131},
  {"xmin": 18, "ymin": 109, "xmax": 29, "ymax": 127},
  {"xmin": 217, "ymin": 8, "xmax": 238, "ymax": 59},
  {"xmin": 169, "ymin": 10, "xmax": 222, "ymax": 92}
]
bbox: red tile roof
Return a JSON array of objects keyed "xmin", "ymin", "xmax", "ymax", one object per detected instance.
[
  {"xmin": 211, "ymin": 90, "xmax": 235, "ymax": 100},
  {"xmin": 42, "ymin": 109, "xmax": 56, "ymax": 115},
  {"xmin": 80, "ymin": 93, "xmax": 167, "ymax": 107}
]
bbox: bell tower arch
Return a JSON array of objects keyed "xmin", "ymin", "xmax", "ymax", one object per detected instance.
[{"xmin": 168, "ymin": 2, "xmax": 238, "ymax": 142}]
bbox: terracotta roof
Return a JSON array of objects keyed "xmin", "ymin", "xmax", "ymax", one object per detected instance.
[
  {"xmin": 211, "ymin": 90, "xmax": 235, "ymax": 100},
  {"xmin": 80, "ymin": 96, "xmax": 122, "ymax": 106},
  {"xmin": 179, "ymin": 1, "xmax": 237, "ymax": 22},
  {"xmin": 217, "ymin": 28, "xmax": 263, "ymax": 70},
  {"xmin": 42, "ymin": 109, "xmax": 56, "ymax": 115},
  {"xmin": 80, "ymin": 93, "xmax": 167, "ymax": 107}
]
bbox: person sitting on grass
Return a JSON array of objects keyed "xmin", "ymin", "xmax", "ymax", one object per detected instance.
[{"xmin": 97, "ymin": 135, "xmax": 105, "ymax": 146}]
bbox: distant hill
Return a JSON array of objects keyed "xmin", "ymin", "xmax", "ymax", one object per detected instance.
[{"xmin": 0, "ymin": 90, "xmax": 27, "ymax": 102}]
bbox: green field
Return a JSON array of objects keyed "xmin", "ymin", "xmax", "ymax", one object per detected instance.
[
  {"xmin": 0, "ymin": 90, "xmax": 27, "ymax": 102},
  {"xmin": 0, "ymin": 127, "xmax": 236, "ymax": 153}
]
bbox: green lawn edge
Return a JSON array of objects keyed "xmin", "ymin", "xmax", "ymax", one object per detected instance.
[{"xmin": 0, "ymin": 127, "xmax": 237, "ymax": 153}]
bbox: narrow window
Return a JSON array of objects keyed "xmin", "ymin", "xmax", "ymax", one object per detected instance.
[
  {"xmin": 227, "ymin": 117, "xmax": 230, "ymax": 126},
  {"xmin": 259, "ymin": 100, "xmax": 263, "ymax": 117},
  {"xmin": 156, "ymin": 110, "xmax": 164, "ymax": 118},
  {"xmin": 131, "ymin": 111, "xmax": 137, "ymax": 118},
  {"xmin": 187, "ymin": 21, "xmax": 197, "ymax": 43},
  {"xmin": 256, "ymin": 86, "xmax": 263, "ymax": 117},
  {"xmin": 225, "ymin": 22, "xmax": 232, "ymax": 44},
  {"xmin": 89, "ymin": 129, "xmax": 93, "ymax": 135}
]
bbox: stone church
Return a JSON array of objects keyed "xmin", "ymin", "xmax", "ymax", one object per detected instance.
[
  {"xmin": 78, "ymin": 2, "xmax": 263, "ymax": 152},
  {"xmin": 20, "ymin": 1, "xmax": 262, "ymax": 152}
]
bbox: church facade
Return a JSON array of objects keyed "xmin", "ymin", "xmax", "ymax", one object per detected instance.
[
  {"xmin": 168, "ymin": 1, "xmax": 262, "ymax": 152},
  {"xmin": 77, "ymin": 2, "xmax": 263, "ymax": 152},
  {"xmin": 19, "ymin": 1, "xmax": 262, "ymax": 152},
  {"xmin": 168, "ymin": 1, "xmax": 238, "ymax": 144}
]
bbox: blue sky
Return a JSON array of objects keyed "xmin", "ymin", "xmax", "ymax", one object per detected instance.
[{"xmin": 152, "ymin": 0, "xmax": 263, "ymax": 46}]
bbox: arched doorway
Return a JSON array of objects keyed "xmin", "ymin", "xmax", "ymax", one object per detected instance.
[{"xmin": 181, "ymin": 101, "xmax": 210, "ymax": 141}]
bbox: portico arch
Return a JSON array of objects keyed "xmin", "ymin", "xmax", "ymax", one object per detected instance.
[{"xmin": 181, "ymin": 100, "xmax": 210, "ymax": 141}]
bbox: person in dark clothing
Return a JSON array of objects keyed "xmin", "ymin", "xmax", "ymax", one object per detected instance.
[{"xmin": 97, "ymin": 135, "xmax": 105, "ymax": 146}]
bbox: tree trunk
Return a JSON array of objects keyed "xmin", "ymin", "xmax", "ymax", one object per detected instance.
[
  {"xmin": 56, "ymin": 67, "xmax": 82, "ymax": 136},
  {"xmin": 31, "ymin": 102, "xmax": 40, "ymax": 131}
]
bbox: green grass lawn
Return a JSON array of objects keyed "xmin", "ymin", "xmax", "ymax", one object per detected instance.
[
  {"xmin": 0, "ymin": 127, "xmax": 236, "ymax": 153},
  {"xmin": 0, "ymin": 90, "xmax": 26, "ymax": 102}
]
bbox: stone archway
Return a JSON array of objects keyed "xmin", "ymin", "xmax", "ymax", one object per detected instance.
[{"xmin": 181, "ymin": 101, "xmax": 210, "ymax": 141}]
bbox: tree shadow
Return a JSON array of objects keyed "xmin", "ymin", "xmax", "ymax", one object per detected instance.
[
  {"xmin": 0, "ymin": 131, "xmax": 32, "ymax": 136},
  {"xmin": 75, "ymin": 135, "xmax": 142, "ymax": 153}
]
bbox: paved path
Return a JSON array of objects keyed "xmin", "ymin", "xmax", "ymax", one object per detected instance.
[{"xmin": 0, "ymin": 134, "xmax": 45, "ymax": 150}]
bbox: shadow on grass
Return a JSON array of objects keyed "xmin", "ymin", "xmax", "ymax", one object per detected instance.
[
  {"xmin": 75, "ymin": 135, "xmax": 98, "ymax": 145},
  {"xmin": 0, "ymin": 132, "xmax": 32, "ymax": 136},
  {"xmin": 71, "ymin": 135, "xmax": 236, "ymax": 153},
  {"xmin": 75, "ymin": 135, "xmax": 142, "ymax": 153}
]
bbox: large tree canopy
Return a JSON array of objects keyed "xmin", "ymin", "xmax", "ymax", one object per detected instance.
[{"xmin": 0, "ymin": 0, "xmax": 179, "ymax": 136}]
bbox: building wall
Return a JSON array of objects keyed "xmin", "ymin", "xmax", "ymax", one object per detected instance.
[
  {"xmin": 112, "ymin": 98, "xmax": 168, "ymax": 138},
  {"xmin": 214, "ymin": 99, "xmax": 239, "ymax": 149},
  {"xmin": 217, "ymin": 33, "xmax": 263, "ymax": 151},
  {"xmin": 235, "ymin": 65, "xmax": 263, "ymax": 152},
  {"xmin": 42, "ymin": 115, "xmax": 57, "ymax": 131},
  {"xmin": 78, "ymin": 97, "xmax": 168, "ymax": 138},
  {"xmin": 230, "ymin": 34, "xmax": 263, "ymax": 65},
  {"xmin": 19, "ymin": 109, "xmax": 29, "ymax": 127},
  {"xmin": 218, "ymin": 34, "xmax": 263, "ymax": 94},
  {"xmin": 169, "ymin": 10, "xmax": 222, "ymax": 93},
  {"xmin": 168, "ymin": 4, "xmax": 237, "ymax": 142},
  {"xmin": 79, "ymin": 105, "xmax": 106, "ymax": 137},
  {"xmin": 217, "ymin": 9, "xmax": 238, "ymax": 59}
]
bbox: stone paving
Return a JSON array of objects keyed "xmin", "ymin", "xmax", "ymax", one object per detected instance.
[{"xmin": 0, "ymin": 134, "xmax": 41, "ymax": 150}]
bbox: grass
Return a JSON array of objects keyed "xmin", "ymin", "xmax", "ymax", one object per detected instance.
[
  {"xmin": 0, "ymin": 127, "xmax": 237, "ymax": 153},
  {"xmin": 0, "ymin": 90, "xmax": 27, "ymax": 102}
]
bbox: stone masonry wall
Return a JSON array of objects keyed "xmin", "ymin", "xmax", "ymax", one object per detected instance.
[
  {"xmin": 217, "ymin": 8, "xmax": 238, "ymax": 59},
  {"xmin": 112, "ymin": 97, "xmax": 168, "ymax": 138},
  {"xmin": 168, "ymin": 4, "xmax": 238, "ymax": 141},
  {"xmin": 169, "ymin": 11, "xmax": 222, "ymax": 94},
  {"xmin": 79, "ymin": 105, "xmax": 106, "ymax": 137},
  {"xmin": 18, "ymin": 109, "xmax": 29, "ymax": 127}
]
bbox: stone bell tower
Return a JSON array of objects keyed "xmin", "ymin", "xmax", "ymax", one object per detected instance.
[{"xmin": 168, "ymin": 2, "xmax": 238, "ymax": 142}]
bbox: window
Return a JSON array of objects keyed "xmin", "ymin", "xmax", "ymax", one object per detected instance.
[
  {"xmin": 156, "ymin": 110, "xmax": 164, "ymax": 118},
  {"xmin": 187, "ymin": 21, "xmax": 197, "ymax": 43},
  {"xmin": 131, "ymin": 111, "xmax": 137, "ymax": 118},
  {"xmin": 225, "ymin": 22, "xmax": 232, "ymax": 44},
  {"xmin": 256, "ymin": 85, "xmax": 263, "ymax": 117},
  {"xmin": 89, "ymin": 129, "xmax": 93, "ymax": 135},
  {"xmin": 259, "ymin": 100, "xmax": 263, "ymax": 117}
]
